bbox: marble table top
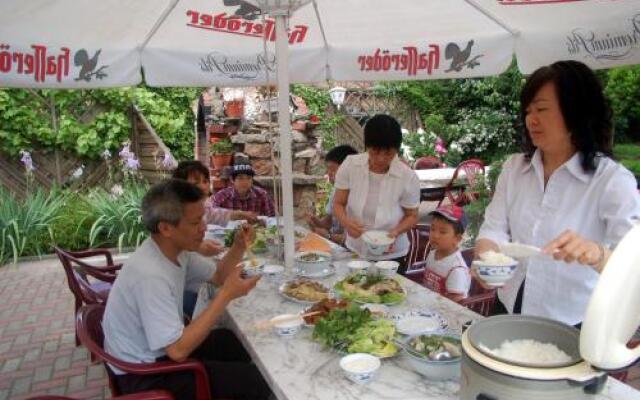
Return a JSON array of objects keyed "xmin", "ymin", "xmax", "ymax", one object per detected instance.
[{"xmin": 200, "ymin": 258, "xmax": 639, "ymax": 400}]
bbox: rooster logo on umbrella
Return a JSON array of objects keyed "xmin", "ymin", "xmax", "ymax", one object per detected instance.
[
  {"xmin": 223, "ymin": 0, "xmax": 263, "ymax": 20},
  {"xmin": 445, "ymin": 40, "xmax": 483, "ymax": 73},
  {"xmin": 74, "ymin": 49, "xmax": 109, "ymax": 82}
]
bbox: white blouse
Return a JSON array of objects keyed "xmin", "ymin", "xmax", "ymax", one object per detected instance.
[
  {"xmin": 478, "ymin": 151, "xmax": 640, "ymax": 325},
  {"xmin": 334, "ymin": 153, "xmax": 420, "ymax": 260}
]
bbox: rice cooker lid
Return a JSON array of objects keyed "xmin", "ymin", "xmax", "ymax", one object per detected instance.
[{"xmin": 580, "ymin": 223, "xmax": 640, "ymax": 371}]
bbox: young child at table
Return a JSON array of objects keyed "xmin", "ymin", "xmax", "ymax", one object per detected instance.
[{"xmin": 423, "ymin": 205, "xmax": 471, "ymax": 302}]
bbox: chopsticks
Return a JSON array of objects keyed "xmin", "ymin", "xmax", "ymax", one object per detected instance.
[{"xmin": 254, "ymin": 311, "xmax": 322, "ymax": 330}]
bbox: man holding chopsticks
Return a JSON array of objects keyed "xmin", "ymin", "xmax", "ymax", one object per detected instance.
[{"xmin": 102, "ymin": 179, "xmax": 271, "ymax": 400}]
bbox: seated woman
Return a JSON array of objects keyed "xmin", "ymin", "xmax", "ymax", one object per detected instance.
[
  {"xmin": 212, "ymin": 164, "xmax": 276, "ymax": 217},
  {"xmin": 333, "ymin": 114, "xmax": 420, "ymax": 274},
  {"xmin": 307, "ymin": 145, "xmax": 358, "ymax": 245}
]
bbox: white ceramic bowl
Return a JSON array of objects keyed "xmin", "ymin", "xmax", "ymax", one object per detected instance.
[
  {"xmin": 362, "ymin": 230, "xmax": 395, "ymax": 256},
  {"xmin": 339, "ymin": 353, "xmax": 381, "ymax": 385},
  {"xmin": 472, "ymin": 260, "xmax": 517, "ymax": 286},
  {"xmin": 263, "ymin": 264, "xmax": 284, "ymax": 278},
  {"xmin": 347, "ymin": 260, "xmax": 371, "ymax": 274},
  {"xmin": 240, "ymin": 258, "xmax": 266, "ymax": 276},
  {"xmin": 403, "ymin": 334, "xmax": 461, "ymax": 381},
  {"xmin": 271, "ymin": 314, "xmax": 303, "ymax": 337},
  {"xmin": 374, "ymin": 260, "xmax": 399, "ymax": 277},
  {"xmin": 295, "ymin": 251, "xmax": 331, "ymax": 275}
]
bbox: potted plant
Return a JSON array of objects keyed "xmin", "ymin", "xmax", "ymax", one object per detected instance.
[{"xmin": 210, "ymin": 139, "xmax": 234, "ymax": 169}]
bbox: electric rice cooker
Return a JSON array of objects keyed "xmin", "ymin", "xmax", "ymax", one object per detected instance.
[{"xmin": 460, "ymin": 223, "xmax": 640, "ymax": 400}]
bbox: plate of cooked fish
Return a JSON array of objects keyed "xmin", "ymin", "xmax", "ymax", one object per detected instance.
[{"xmin": 334, "ymin": 273, "xmax": 407, "ymax": 305}]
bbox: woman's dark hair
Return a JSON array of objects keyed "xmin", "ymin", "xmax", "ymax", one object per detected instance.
[
  {"xmin": 520, "ymin": 60, "xmax": 613, "ymax": 172},
  {"xmin": 363, "ymin": 114, "xmax": 402, "ymax": 150},
  {"xmin": 141, "ymin": 179, "xmax": 204, "ymax": 234},
  {"xmin": 325, "ymin": 145, "xmax": 357, "ymax": 164},
  {"xmin": 172, "ymin": 160, "xmax": 210, "ymax": 181}
]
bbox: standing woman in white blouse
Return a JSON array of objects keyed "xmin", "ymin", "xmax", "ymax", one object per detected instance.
[
  {"xmin": 476, "ymin": 60, "xmax": 640, "ymax": 326},
  {"xmin": 333, "ymin": 114, "xmax": 421, "ymax": 274}
]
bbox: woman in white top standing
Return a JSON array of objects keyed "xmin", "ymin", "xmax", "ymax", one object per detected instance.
[
  {"xmin": 476, "ymin": 60, "xmax": 640, "ymax": 326},
  {"xmin": 333, "ymin": 114, "xmax": 421, "ymax": 274}
]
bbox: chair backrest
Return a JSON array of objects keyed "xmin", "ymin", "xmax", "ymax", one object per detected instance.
[
  {"xmin": 455, "ymin": 159, "xmax": 485, "ymax": 189},
  {"xmin": 439, "ymin": 159, "xmax": 485, "ymax": 207},
  {"xmin": 461, "ymin": 247, "xmax": 474, "ymax": 267},
  {"xmin": 26, "ymin": 390, "xmax": 175, "ymax": 400},
  {"xmin": 77, "ymin": 304, "xmax": 212, "ymax": 399},
  {"xmin": 54, "ymin": 246, "xmax": 119, "ymax": 306},
  {"xmin": 76, "ymin": 303, "xmax": 123, "ymax": 395},
  {"xmin": 414, "ymin": 156, "xmax": 442, "ymax": 170},
  {"xmin": 405, "ymin": 224, "xmax": 431, "ymax": 272}
]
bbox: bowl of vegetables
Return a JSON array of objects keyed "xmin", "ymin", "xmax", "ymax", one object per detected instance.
[
  {"xmin": 295, "ymin": 251, "xmax": 331, "ymax": 275},
  {"xmin": 402, "ymin": 334, "xmax": 462, "ymax": 381}
]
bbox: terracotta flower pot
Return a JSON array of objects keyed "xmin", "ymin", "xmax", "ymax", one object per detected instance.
[
  {"xmin": 291, "ymin": 120, "xmax": 307, "ymax": 132},
  {"xmin": 224, "ymin": 100, "xmax": 244, "ymax": 118},
  {"xmin": 211, "ymin": 154, "xmax": 233, "ymax": 170}
]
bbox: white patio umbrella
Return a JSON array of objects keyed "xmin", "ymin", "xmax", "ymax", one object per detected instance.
[{"xmin": 1, "ymin": 0, "xmax": 638, "ymax": 269}]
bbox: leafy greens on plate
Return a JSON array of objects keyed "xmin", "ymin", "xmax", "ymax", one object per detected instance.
[{"xmin": 312, "ymin": 304, "xmax": 398, "ymax": 358}]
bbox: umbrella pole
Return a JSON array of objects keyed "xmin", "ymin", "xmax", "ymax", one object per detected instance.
[{"xmin": 275, "ymin": 13, "xmax": 295, "ymax": 271}]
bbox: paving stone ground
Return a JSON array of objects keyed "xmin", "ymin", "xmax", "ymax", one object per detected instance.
[
  {"xmin": 1, "ymin": 253, "xmax": 639, "ymax": 399},
  {"xmin": 0, "ymin": 258, "xmax": 109, "ymax": 399}
]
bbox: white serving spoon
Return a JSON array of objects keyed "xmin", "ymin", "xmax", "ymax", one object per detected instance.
[{"xmin": 499, "ymin": 242, "xmax": 543, "ymax": 259}]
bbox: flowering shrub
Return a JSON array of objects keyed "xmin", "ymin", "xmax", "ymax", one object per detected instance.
[{"xmin": 445, "ymin": 108, "xmax": 518, "ymax": 163}]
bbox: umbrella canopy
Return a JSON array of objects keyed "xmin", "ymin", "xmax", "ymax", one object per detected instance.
[
  {"xmin": 473, "ymin": 0, "xmax": 640, "ymax": 74},
  {"xmin": 1, "ymin": 0, "xmax": 639, "ymax": 88}
]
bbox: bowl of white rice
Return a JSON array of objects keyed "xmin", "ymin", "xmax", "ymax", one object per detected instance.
[
  {"xmin": 472, "ymin": 250, "xmax": 518, "ymax": 286},
  {"xmin": 362, "ymin": 230, "xmax": 395, "ymax": 256}
]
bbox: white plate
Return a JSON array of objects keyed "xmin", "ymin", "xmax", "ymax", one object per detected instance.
[
  {"xmin": 293, "ymin": 264, "xmax": 336, "ymax": 279},
  {"xmin": 278, "ymin": 280, "xmax": 332, "ymax": 304},
  {"xmin": 390, "ymin": 310, "xmax": 448, "ymax": 334},
  {"xmin": 499, "ymin": 242, "xmax": 542, "ymax": 258}
]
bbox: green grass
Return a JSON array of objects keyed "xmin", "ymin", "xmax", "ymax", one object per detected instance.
[{"xmin": 614, "ymin": 143, "xmax": 640, "ymax": 175}]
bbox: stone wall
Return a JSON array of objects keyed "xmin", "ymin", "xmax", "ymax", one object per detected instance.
[{"xmin": 198, "ymin": 87, "xmax": 326, "ymax": 220}]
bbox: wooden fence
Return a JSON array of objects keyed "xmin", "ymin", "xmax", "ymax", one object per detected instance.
[{"xmin": 0, "ymin": 106, "xmax": 174, "ymax": 198}]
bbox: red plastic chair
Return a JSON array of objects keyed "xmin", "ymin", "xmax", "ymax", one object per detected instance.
[
  {"xmin": 54, "ymin": 246, "xmax": 122, "ymax": 345},
  {"xmin": 437, "ymin": 159, "xmax": 485, "ymax": 207},
  {"xmin": 414, "ymin": 156, "xmax": 442, "ymax": 170},
  {"xmin": 27, "ymin": 390, "xmax": 175, "ymax": 399},
  {"xmin": 404, "ymin": 224, "xmax": 431, "ymax": 275},
  {"xmin": 76, "ymin": 304, "xmax": 211, "ymax": 399},
  {"xmin": 457, "ymin": 248, "xmax": 496, "ymax": 316}
]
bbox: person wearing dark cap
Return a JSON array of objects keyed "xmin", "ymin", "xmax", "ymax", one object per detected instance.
[
  {"xmin": 421, "ymin": 205, "xmax": 471, "ymax": 302},
  {"xmin": 333, "ymin": 114, "xmax": 420, "ymax": 272},
  {"xmin": 212, "ymin": 164, "xmax": 276, "ymax": 217}
]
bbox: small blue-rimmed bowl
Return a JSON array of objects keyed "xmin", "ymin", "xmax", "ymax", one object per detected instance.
[
  {"xmin": 339, "ymin": 353, "xmax": 381, "ymax": 385},
  {"xmin": 271, "ymin": 314, "xmax": 303, "ymax": 337}
]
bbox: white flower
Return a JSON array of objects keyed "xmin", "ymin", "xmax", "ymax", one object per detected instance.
[{"xmin": 110, "ymin": 184, "xmax": 124, "ymax": 197}]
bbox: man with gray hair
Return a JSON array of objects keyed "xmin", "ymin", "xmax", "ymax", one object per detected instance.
[{"xmin": 102, "ymin": 179, "xmax": 271, "ymax": 399}]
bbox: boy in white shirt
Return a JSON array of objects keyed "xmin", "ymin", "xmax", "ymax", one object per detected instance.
[{"xmin": 422, "ymin": 205, "xmax": 471, "ymax": 301}]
